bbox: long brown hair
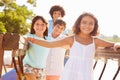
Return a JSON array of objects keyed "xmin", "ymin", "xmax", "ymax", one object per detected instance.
[
  {"xmin": 30, "ymin": 16, "xmax": 48, "ymax": 39},
  {"xmin": 73, "ymin": 12, "xmax": 99, "ymax": 36}
]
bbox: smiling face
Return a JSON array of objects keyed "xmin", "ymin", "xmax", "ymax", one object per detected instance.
[
  {"xmin": 33, "ymin": 19, "xmax": 47, "ymax": 35},
  {"xmin": 73, "ymin": 13, "xmax": 98, "ymax": 36},
  {"xmin": 80, "ymin": 16, "xmax": 95, "ymax": 35},
  {"xmin": 52, "ymin": 11, "xmax": 62, "ymax": 21},
  {"xmin": 53, "ymin": 24, "xmax": 65, "ymax": 36}
]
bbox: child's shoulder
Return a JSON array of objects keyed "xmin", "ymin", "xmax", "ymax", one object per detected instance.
[{"xmin": 65, "ymin": 35, "xmax": 74, "ymax": 41}]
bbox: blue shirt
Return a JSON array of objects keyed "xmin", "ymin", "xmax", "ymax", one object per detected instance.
[{"xmin": 23, "ymin": 34, "xmax": 50, "ymax": 69}]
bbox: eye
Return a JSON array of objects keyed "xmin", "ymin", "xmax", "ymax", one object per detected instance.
[
  {"xmin": 41, "ymin": 24, "xmax": 46, "ymax": 27},
  {"xmin": 89, "ymin": 22, "xmax": 94, "ymax": 26},
  {"xmin": 36, "ymin": 23, "xmax": 39, "ymax": 26},
  {"xmin": 81, "ymin": 21, "xmax": 87, "ymax": 25}
]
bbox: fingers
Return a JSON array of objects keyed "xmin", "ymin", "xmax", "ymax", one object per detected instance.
[
  {"xmin": 26, "ymin": 37, "xmax": 35, "ymax": 43},
  {"xmin": 113, "ymin": 43, "xmax": 120, "ymax": 52}
]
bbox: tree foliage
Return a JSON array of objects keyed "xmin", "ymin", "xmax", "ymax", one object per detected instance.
[{"xmin": 0, "ymin": 0, "xmax": 36, "ymax": 35}]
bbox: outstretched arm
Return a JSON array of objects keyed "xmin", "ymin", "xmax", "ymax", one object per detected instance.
[
  {"xmin": 95, "ymin": 37, "xmax": 120, "ymax": 51},
  {"xmin": 95, "ymin": 37, "xmax": 114, "ymax": 48},
  {"xmin": 26, "ymin": 36, "xmax": 73, "ymax": 49}
]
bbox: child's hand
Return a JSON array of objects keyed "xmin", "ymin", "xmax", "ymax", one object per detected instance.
[
  {"xmin": 26, "ymin": 37, "xmax": 35, "ymax": 43},
  {"xmin": 113, "ymin": 43, "xmax": 120, "ymax": 51}
]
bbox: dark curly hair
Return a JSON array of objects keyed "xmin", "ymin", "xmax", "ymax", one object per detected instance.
[{"xmin": 49, "ymin": 5, "xmax": 65, "ymax": 19}]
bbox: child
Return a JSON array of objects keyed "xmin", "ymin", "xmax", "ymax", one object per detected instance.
[
  {"xmin": 48, "ymin": 5, "xmax": 68, "ymax": 35},
  {"xmin": 23, "ymin": 16, "xmax": 50, "ymax": 80},
  {"xmin": 46, "ymin": 19, "xmax": 67, "ymax": 80},
  {"xmin": 26, "ymin": 12, "xmax": 120, "ymax": 80}
]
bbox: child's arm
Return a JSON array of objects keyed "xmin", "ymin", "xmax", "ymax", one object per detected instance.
[
  {"xmin": 26, "ymin": 36, "xmax": 73, "ymax": 49},
  {"xmin": 95, "ymin": 37, "xmax": 120, "ymax": 51},
  {"xmin": 95, "ymin": 37, "xmax": 115, "ymax": 48}
]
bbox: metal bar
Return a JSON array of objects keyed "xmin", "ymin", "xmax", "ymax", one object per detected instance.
[
  {"xmin": 93, "ymin": 60, "xmax": 98, "ymax": 69},
  {"xmin": 98, "ymin": 59, "xmax": 107, "ymax": 80},
  {"xmin": 113, "ymin": 66, "xmax": 120, "ymax": 80}
]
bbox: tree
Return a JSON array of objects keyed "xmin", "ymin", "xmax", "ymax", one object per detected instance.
[
  {"xmin": 113, "ymin": 34, "xmax": 119, "ymax": 42},
  {"xmin": 0, "ymin": 0, "xmax": 36, "ymax": 35}
]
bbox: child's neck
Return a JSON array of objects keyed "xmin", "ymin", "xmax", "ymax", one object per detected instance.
[
  {"xmin": 52, "ymin": 32, "xmax": 59, "ymax": 38},
  {"xmin": 78, "ymin": 34, "xmax": 91, "ymax": 38},
  {"xmin": 76, "ymin": 34, "xmax": 92, "ymax": 45},
  {"xmin": 36, "ymin": 33, "xmax": 44, "ymax": 38}
]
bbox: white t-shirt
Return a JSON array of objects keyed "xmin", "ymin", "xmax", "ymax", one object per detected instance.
[{"xmin": 46, "ymin": 34, "xmax": 67, "ymax": 76}]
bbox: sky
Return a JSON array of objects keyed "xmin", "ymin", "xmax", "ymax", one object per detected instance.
[{"xmin": 16, "ymin": 0, "xmax": 120, "ymax": 36}]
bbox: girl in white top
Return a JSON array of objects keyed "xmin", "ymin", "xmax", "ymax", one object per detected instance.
[
  {"xmin": 26, "ymin": 12, "xmax": 120, "ymax": 80},
  {"xmin": 46, "ymin": 19, "xmax": 67, "ymax": 80}
]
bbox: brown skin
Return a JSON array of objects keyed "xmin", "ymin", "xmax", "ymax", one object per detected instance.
[
  {"xmin": 26, "ymin": 35, "xmax": 114, "ymax": 50},
  {"xmin": 26, "ymin": 13, "xmax": 119, "ymax": 52}
]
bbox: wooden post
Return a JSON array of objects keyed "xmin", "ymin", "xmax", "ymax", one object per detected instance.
[
  {"xmin": 0, "ymin": 34, "xmax": 4, "ymax": 79},
  {"xmin": 0, "ymin": 49, "xmax": 4, "ymax": 79}
]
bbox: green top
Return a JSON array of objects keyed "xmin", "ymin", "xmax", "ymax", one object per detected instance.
[{"xmin": 23, "ymin": 34, "xmax": 50, "ymax": 68}]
